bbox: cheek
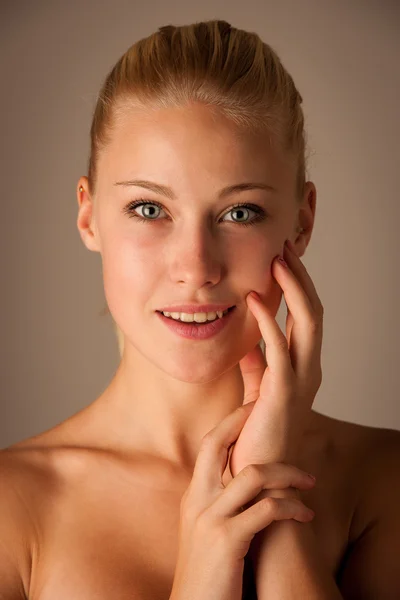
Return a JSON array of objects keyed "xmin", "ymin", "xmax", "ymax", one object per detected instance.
[
  {"xmin": 100, "ymin": 238, "xmax": 160, "ymax": 316},
  {"xmin": 238, "ymin": 250, "xmax": 282, "ymax": 308}
]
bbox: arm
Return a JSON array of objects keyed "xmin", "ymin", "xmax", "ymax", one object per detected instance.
[
  {"xmin": 336, "ymin": 429, "xmax": 400, "ymax": 598},
  {"xmin": 0, "ymin": 450, "xmax": 32, "ymax": 600},
  {"xmin": 248, "ymin": 488, "xmax": 342, "ymax": 599},
  {"xmin": 248, "ymin": 429, "xmax": 400, "ymax": 599},
  {"xmin": 0, "ymin": 542, "xmax": 26, "ymax": 600}
]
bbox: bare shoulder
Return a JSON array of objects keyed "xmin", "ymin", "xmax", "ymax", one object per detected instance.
[
  {"xmin": 311, "ymin": 408, "xmax": 400, "ymax": 457},
  {"xmin": 1, "ymin": 422, "xmax": 97, "ymax": 499},
  {"xmin": 340, "ymin": 417, "xmax": 400, "ymax": 537},
  {"xmin": 312, "ymin": 413, "xmax": 400, "ymax": 595},
  {"xmin": 0, "ymin": 443, "xmax": 53, "ymax": 599},
  {"xmin": 312, "ymin": 410, "xmax": 400, "ymax": 534},
  {"xmin": 0, "ymin": 427, "xmax": 86, "ymax": 599}
]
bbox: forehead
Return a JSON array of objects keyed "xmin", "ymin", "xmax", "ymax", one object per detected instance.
[{"xmin": 98, "ymin": 103, "xmax": 293, "ymax": 194}]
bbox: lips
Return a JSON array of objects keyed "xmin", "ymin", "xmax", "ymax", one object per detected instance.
[{"xmin": 156, "ymin": 305, "xmax": 236, "ymax": 339}]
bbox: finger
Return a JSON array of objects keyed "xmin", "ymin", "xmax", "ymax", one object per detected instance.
[
  {"xmin": 190, "ymin": 402, "xmax": 256, "ymax": 496},
  {"xmin": 229, "ymin": 495, "xmax": 314, "ymax": 541},
  {"xmin": 275, "ymin": 244, "xmax": 324, "ymax": 382},
  {"xmin": 239, "ymin": 343, "xmax": 266, "ymax": 406},
  {"xmin": 264, "ymin": 256, "xmax": 322, "ymax": 385},
  {"xmin": 246, "ymin": 290, "xmax": 294, "ymax": 384},
  {"xmin": 284, "ymin": 240, "xmax": 324, "ymax": 316},
  {"xmin": 210, "ymin": 462, "xmax": 316, "ymax": 518}
]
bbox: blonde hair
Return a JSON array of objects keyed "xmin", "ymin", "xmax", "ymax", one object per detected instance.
[{"xmin": 90, "ymin": 20, "xmax": 311, "ymax": 357}]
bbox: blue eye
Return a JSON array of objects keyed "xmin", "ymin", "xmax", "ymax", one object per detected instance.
[{"xmin": 122, "ymin": 198, "xmax": 267, "ymax": 227}]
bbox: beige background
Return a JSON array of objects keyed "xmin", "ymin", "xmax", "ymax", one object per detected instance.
[{"xmin": 1, "ymin": 0, "xmax": 399, "ymax": 449}]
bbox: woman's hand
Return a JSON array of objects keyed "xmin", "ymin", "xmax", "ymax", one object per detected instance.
[
  {"xmin": 170, "ymin": 402, "xmax": 316, "ymax": 600},
  {"xmin": 229, "ymin": 239, "xmax": 324, "ymax": 484}
]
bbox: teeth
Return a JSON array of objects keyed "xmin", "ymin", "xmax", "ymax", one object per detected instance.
[{"xmin": 161, "ymin": 308, "xmax": 230, "ymax": 323}]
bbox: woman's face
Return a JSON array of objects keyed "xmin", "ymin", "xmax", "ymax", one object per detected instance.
[{"xmin": 79, "ymin": 103, "xmax": 306, "ymax": 378}]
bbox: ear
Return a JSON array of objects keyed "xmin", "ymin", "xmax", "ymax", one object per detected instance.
[
  {"xmin": 294, "ymin": 181, "xmax": 317, "ymax": 258},
  {"xmin": 76, "ymin": 177, "xmax": 101, "ymax": 253}
]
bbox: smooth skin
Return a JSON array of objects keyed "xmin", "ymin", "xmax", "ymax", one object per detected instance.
[
  {"xmin": 171, "ymin": 238, "xmax": 325, "ymax": 599},
  {"xmin": 229, "ymin": 238, "xmax": 323, "ymax": 481},
  {"xmin": 74, "ymin": 101, "xmax": 318, "ymax": 472},
  {"xmin": 171, "ymin": 400, "xmax": 316, "ymax": 600},
  {"xmin": 0, "ymin": 103, "xmax": 399, "ymax": 599}
]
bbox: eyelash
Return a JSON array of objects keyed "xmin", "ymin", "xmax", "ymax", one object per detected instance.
[{"xmin": 121, "ymin": 198, "xmax": 267, "ymax": 228}]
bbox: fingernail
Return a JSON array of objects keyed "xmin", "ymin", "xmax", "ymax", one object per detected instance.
[
  {"xmin": 277, "ymin": 255, "xmax": 288, "ymax": 268},
  {"xmin": 285, "ymin": 239, "xmax": 297, "ymax": 256},
  {"xmin": 308, "ymin": 473, "xmax": 316, "ymax": 480},
  {"xmin": 248, "ymin": 291, "xmax": 260, "ymax": 301}
]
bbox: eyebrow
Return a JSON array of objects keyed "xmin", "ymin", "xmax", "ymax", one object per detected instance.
[{"xmin": 113, "ymin": 178, "xmax": 277, "ymax": 200}]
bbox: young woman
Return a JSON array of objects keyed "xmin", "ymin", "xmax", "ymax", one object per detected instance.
[{"xmin": 1, "ymin": 19, "xmax": 399, "ymax": 600}]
